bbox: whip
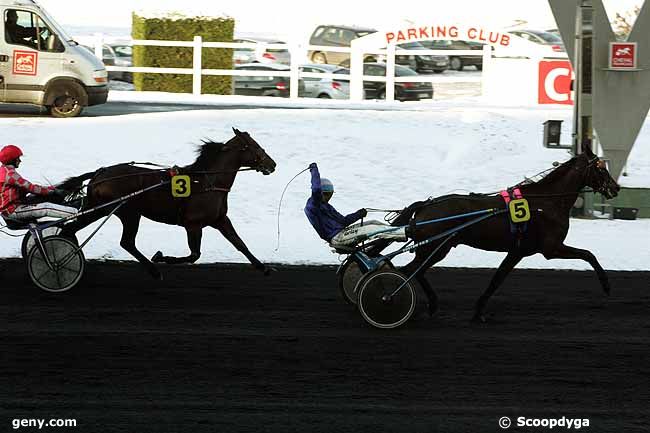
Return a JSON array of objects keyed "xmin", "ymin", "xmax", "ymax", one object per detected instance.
[{"xmin": 274, "ymin": 166, "xmax": 310, "ymax": 251}]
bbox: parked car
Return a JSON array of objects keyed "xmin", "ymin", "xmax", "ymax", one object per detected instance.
[
  {"xmin": 396, "ymin": 41, "xmax": 449, "ymax": 73},
  {"xmin": 233, "ymin": 63, "xmax": 303, "ymax": 97},
  {"xmin": 508, "ymin": 29, "xmax": 565, "ymax": 53},
  {"xmin": 82, "ymin": 44, "xmax": 132, "ymax": 82},
  {"xmin": 308, "ymin": 25, "xmax": 378, "ymax": 66},
  {"xmin": 299, "ymin": 64, "xmax": 348, "ymax": 99},
  {"xmin": 233, "ymin": 37, "xmax": 290, "ymax": 65},
  {"xmin": 334, "ymin": 64, "xmax": 433, "ymax": 101},
  {"xmin": 418, "ymin": 40, "xmax": 486, "ymax": 71}
]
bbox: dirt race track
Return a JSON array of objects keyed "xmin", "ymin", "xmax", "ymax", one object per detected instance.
[{"xmin": 2, "ymin": 260, "xmax": 649, "ymax": 432}]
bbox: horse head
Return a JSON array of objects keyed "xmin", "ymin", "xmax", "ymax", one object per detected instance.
[
  {"xmin": 232, "ymin": 128, "xmax": 276, "ymax": 175},
  {"xmin": 579, "ymin": 141, "xmax": 620, "ymax": 199}
]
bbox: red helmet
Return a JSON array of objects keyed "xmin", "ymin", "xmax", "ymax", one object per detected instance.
[{"xmin": 0, "ymin": 145, "xmax": 23, "ymax": 164}]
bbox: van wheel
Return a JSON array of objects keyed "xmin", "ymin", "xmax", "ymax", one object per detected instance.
[
  {"xmin": 312, "ymin": 52, "xmax": 327, "ymax": 64},
  {"xmin": 450, "ymin": 57, "xmax": 463, "ymax": 71},
  {"xmin": 47, "ymin": 84, "xmax": 85, "ymax": 118}
]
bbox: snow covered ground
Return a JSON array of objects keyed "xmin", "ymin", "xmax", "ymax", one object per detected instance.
[{"xmin": 1, "ymin": 96, "xmax": 648, "ymax": 270}]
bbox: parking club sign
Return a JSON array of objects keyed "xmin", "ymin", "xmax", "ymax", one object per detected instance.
[{"xmin": 609, "ymin": 42, "xmax": 637, "ymax": 70}]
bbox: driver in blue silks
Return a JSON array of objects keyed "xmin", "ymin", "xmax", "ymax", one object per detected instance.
[{"xmin": 304, "ymin": 162, "xmax": 407, "ymax": 247}]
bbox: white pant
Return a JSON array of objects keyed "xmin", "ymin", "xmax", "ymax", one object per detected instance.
[
  {"xmin": 11, "ymin": 202, "xmax": 77, "ymax": 221},
  {"xmin": 330, "ymin": 219, "xmax": 407, "ymax": 247}
]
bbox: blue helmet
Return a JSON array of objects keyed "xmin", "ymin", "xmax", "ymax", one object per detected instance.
[{"xmin": 321, "ymin": 178, "xmax": 334, "ymax": 193}]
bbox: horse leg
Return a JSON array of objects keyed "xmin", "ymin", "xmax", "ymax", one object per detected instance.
[
  {"xmin": 212, "ymin": 216, "xmax": 272, "ymax": 275},
  {"xmin": 543, "ymin": 244, "xmax": 610, "ymax": 295},
  {"xmin": 117, "ymin": 213, "xmax": 162, "ymax": 280},
  {"xmin": 152, "ymin": 226, "xmax": 203, "ymax": 264},
  {"xmin": 472, "ymin": 252, "xmax": 523, "ymax": 323},
  {"xmin": 400, "ymin": 242, "xmax": 453, "ymax": 317}
]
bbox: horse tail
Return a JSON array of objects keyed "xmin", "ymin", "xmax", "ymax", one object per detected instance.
[{"xmin": 57, "ymin": 170, "xmax": 100, "ymax": 192}]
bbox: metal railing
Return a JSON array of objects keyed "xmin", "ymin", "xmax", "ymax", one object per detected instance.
[{"xmin": 92, "ymin": 34, "xmax": 488, "ymax": 101}]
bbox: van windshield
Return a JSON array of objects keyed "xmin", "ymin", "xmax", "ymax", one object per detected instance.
[{"xmin": 36, "ymin": 6, "xmax": 74, "ymax": 43}]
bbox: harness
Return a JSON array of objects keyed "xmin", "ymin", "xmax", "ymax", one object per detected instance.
[{"xmin": 499, "ymin": 187, "xmax": 528, "ymax": 249}]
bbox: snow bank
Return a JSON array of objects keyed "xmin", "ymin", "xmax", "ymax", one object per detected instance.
[{"xmin": 1, "ymin": 99, "xmax": 648, "ymax": 270}]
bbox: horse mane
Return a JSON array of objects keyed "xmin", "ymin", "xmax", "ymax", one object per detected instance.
[
  {"xmin": 190, "ymin": 139, "xmax": 232, "ymax": 169},
  {"xmin": 524, "ymin": 156, "xmax": 579, "ymax": 187}
]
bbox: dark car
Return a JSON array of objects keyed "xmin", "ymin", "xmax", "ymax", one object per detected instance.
[
  {"xmin": 334, "ymin": 64, "xmax": 433, "ymax": 101},
  {"xmin": 308, "ymin": 25, "xmax": 378, "ymax": 66},
  {"xmin": 418, "ymin": 40, "xmax": 486, "ymax": 71},
  {"xmin": 234, "ymin": 64, "xmax": 303, "ymax": 97},
  {"xmin": 396, "ymin": 41, "xmax": 449, "ymax": 73}
]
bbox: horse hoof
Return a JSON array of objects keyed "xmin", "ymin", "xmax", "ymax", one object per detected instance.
[
  {"xmin": 151, "ymin": 251, "xmax": 164, "ymax": 263},
  {"xmin": 263, "ymin": 266, "xmax": 277, "ymax": 276},
  {"xmin": 149, "ymin": 268, "xmax": 163, "ymax": 280},
  {"xmin": 603, "ymin": 283, "xmax": 611, "ymax": 296}
]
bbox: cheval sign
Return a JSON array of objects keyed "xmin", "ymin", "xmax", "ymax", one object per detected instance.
[
  {"xmin": 538, "ymin": 60, "xmax": 573, "ymax": 105},
  {"xmin": 609, "ymin": 42, "xmax": 637, "ymax": 70},
  {"xmin": 12, "ymin": 50, "xmax": 38, "ymax": 76},
  {"xmin": 385, "ymin": 25, "xmax": 511, "ymax": 46}
]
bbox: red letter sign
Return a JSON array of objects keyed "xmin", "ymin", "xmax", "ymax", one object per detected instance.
[
  {"xmin": 12, "ymin": 50, "xmax": 38, "ymax": 76},
  {"xmin": 609, "ymin": 42, "xmax": 637, "ymax": 69},
  {"xmin": 538, "ymin": 60, "xmax": 573, "ymax": 105}
]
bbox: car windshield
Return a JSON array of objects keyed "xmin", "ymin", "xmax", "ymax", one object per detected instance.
[
  {"xmin": 398, "ymin": 42, "xmax": 426, "ymax": 49},
  {"xmin": 395, "ymin": 65, "xmax": 417, "ymax": 76},
  {"xmin": 530, "ymin": 31, "xmax": 562, "ymax": 43},
  {"xmin": 112, "ymin": 46, "xmax": 132, "ymax": 57},
  {"xmin": 429, "ymin": 40, "xmax": 453, "ymax": 47}
]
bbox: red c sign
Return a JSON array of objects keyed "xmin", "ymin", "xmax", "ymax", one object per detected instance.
[{"xmin": 538, "ymin": 60, "xmax": 573, "ymax": 105}]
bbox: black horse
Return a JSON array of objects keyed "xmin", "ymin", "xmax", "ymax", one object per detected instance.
[
  {"xmin": 391, "ymin": 141, "xmax": 620, "ymax": 322},
  {"xmin": 58, "ymin": 128, "xmax": 277, "ymax": 279}
]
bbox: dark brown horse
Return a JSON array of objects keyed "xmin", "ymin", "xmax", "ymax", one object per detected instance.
[
  {"xmin": 391, "ymin": 141, "xmax": 620, "ymax": 322},
  {"xmin": 59, "ymin": 128, "xmax": 276, "ymax": 279}
]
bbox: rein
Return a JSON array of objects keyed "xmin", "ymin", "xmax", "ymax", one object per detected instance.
[
  {"xmin": 80, "ymin": 163, "xmax": 256, "ymax": 188},
  {"xmin": 275, "ymin": 166, "xmax": 310, "ymax": 251}
]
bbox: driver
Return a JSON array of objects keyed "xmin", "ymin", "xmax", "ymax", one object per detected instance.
[
  {"xmin": 4, "ymin": 10, "xmax": 40, "ymax": 47},
  {"xmin": 305, "ymin": 162, "xmax": 407, "ymax": 248},
  {"xmin": 0, "ymin": 145, "xmax": 76, "ymax": 222}
]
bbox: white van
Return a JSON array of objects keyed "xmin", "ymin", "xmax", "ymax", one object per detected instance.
[{"xmin": 0, "ymin": 0, "xmax": 108, "ymax": 117}]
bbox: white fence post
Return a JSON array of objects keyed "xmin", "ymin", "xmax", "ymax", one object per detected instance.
[
  {"xmin": 192, "ymin": 36, "xmax": 202, "ymax": 95},
  {"xmin": 385, "ymin": 44, "xmax": 395, "ymax": 102},
  {"xmin": 350, "ymin": 40, "xmax": 363, "ymax": 101},
  {"xmin": 289, "ymin": 43, "xmax": 300, "ymax": 100},
  {"xmin": 481, "ymin": 44, "xmax": 491, "ymax": 97},
  {"xmin": 93, "ymin": 33, "xmax": 103, "ymax": 59}
]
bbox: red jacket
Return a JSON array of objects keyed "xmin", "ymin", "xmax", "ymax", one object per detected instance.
[{"xmin": 0, "ymin": 164, "xmax": 54, "ymax": 215}]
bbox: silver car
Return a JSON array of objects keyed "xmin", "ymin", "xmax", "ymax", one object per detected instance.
[
  {"xmin": 299, "ymin": 63, "xmax": 348, "ymax": 99},
  {"xmin": 233, "ymin": 37, "xmax": 290, "ymax": 65}
]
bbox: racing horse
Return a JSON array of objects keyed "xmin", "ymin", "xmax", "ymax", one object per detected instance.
[
  {"xmin": 391, "ymin": 141, "xmax": 620, "ymax": 322},
  {"xmin": 57, "ymin": 128, "xmax": 277, "ymax": 279}
]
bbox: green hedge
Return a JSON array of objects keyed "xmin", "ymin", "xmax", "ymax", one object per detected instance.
[{"xmin": 132, "ymin": 13, "xmax": 234, "ymax": 94}]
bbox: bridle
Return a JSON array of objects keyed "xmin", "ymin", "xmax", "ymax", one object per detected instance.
[{"xmin": 579, "ymin": 155, "xmax": 611, "ymax": 196}]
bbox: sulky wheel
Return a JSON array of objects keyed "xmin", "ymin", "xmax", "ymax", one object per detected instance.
[
  {"xmin": 21, "ymin": 227, "xmax": 63, "ymax": 260},
  {"xmin": 27, "ymin": 236, "xmax": 85, "ymax": 293},
  {"xmin": 357, "ymin": 269, "xmax": 417, "ymax": 329},
  {"xmin": 338, "ymin": 259, "xmax": 393, "ymax": 306}
]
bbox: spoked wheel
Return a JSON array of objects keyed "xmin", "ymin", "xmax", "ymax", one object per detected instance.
[
  {"xmin": 21, "ymin": 227, "xmax": 63, "ymax": 260},
  {"xmin": 338, "ymin": 259, "xmax": 393, "ymax": 306},
  {"xmin": 357, "ymin": 270, "xmax": 417, "ymax": 329},
  {"xmin": 27, "ymin": 236, "xmax": 85, "ymax": 293}
]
